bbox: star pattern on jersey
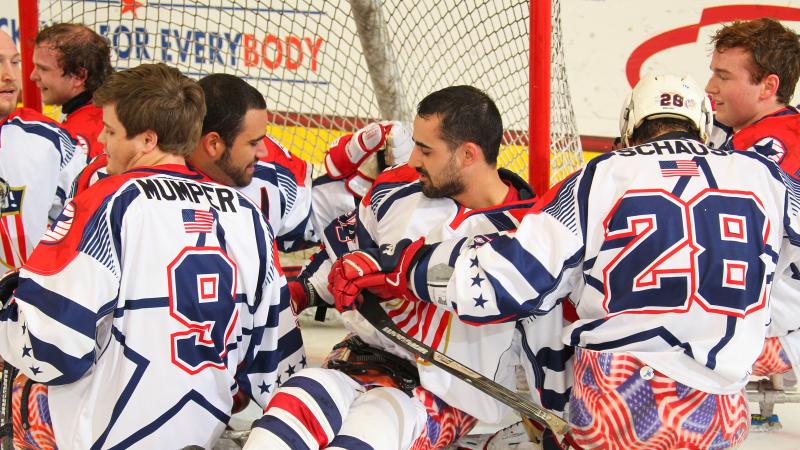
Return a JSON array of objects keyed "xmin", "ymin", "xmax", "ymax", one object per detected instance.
[
  {"xmin": 21, "ymin": 345, "xmax": 31, "ymax": 357},
  {"xmin": 299, "ymin": 355, "xmax": 307, "ymax": 368},
  {"xmin": 751, "ymin": 137, "xmax": 785, "ymax": 164},
  {"xmin": 21, "ymin": 322, "xmax": 26, "ymax": 335},
  {"xmin": 276, "ymin": 375, "xmax": 282, "ymax": 386},
  {"xmin": 258, "ymin": 381, "xmax": 271, "ymax": 394},
  {"xmin": 791, "ymin": 263, "xmax": 800, "ymax": 281},
  {"xmin": 473, "ymin": 294, "xmax": 488, "ymax": 308},
  {"xmin": 471, "ymin": 274, "xmax": 484, "ymax": 287},
  {"xmin": 470, "ymin": 257, "xmax": 479, "ymax": 268},
  {"xmin": 285, "ymin": 364, "xmax": 296, "ymax": 376},
  {"xmin": 29, "ymin": 366, "xmax": 41, "ymax": 375}
]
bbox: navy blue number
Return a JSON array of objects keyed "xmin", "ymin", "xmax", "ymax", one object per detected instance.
[
  {"xmin": 602, "ymin": 192, "xmax": 686, "ymax": 313},
  {"xmin": 602, "ymin": 190, "xmax": 768, "ymax": 317},
  {"xmin": 168, "ymin": 248, "xmax": 238, "ymax": 374},
  {"xmin": 692, "ymin": 193, "xmax": 767, "ymax": 315}
]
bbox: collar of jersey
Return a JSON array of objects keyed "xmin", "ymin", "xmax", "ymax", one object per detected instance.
[
  {"xmin": 61, "ymin": 90, "xmax": 93, "ymax": 115},
  {"xmin": 124, "ymin": 164, "xmax": 207, "ymax": 180}
]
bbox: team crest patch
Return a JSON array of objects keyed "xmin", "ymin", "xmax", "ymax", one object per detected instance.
[
  {"xmin": 334, "ymin": 210, "xmax": 357, "ymax": 243},
  {"xmin": 751, "ymin": 137, "xmax": 786, "ymax": 164},
  {"xmin": 0, "ymin": 177, "xmax": 24, "ymax": 216}
]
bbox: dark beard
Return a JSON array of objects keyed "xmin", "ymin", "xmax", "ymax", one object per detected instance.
[
  {"xmin": 216, "ymin": 146, "xmax": 253, "ymax": 187},
  {"xmin": 419, "ymin": 164, "xmax": 465, "ymax": 198}
]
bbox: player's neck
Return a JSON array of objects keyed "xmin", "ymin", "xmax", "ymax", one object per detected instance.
[
  {"xmin": 453, "ymin": 166, "xmax": 508, "ymax": 210},
  {"xmin": 736, "ymin": 100, "xmax": 788, "ymax": 132},
  {"xmin": 132, "ymin": 150, "xmax": 186, "ymax": 170}
]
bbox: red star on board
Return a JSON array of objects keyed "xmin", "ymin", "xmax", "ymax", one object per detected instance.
[{"xmin": 121, "ymin": 0, "xmax": 144, "ymax": 18}]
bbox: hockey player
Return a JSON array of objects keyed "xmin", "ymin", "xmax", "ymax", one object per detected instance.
[
  {"xmin": 706, "ymin": 18, "xmax": 800, "ymax": 168},
  {"xmin": 69, "ymin": 73, "xmax": 316, "ymax": 253},
  {"xmin": 245, "ymin": 85, "xmax": 571, "ymax": 450},
  {"xmin": 190, "ymin": 73, "xmax": 315, "ymax": 253},
  {"xmin": 331, "ymin": 73, "xmax": 800, "ymax": 449},
  {"xmin": 0, "ymin": 63, "xmax": 300, "ymax": 449},
  {"xmin": 705, "ymin": 17, "xmax": 800, "ymax": 429},
  {"xmin": 0, "ymin": 30, "xmax": 85, "ymax": 270},
  {"xmin": 31, "ymin": 23, "xmax": 112, "ymax": 161}
]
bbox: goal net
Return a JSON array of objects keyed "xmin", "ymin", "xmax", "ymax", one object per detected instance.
[{"xmin": 29, "ymin": 0, "xmax": 582, "ymax": 191}]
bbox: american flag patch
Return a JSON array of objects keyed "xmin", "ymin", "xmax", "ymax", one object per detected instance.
[
  {"xmin": 659, "ymin": 160, "xmax": 700, "ymax": 177},
  {"xmin": 182, "ymin": 209, "xmax": 214, "ymax": 233}
]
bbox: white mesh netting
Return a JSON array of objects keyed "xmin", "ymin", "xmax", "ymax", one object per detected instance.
[{"xmin": 37, "ymin": 0, "xmax": 582, "ymax": 187}]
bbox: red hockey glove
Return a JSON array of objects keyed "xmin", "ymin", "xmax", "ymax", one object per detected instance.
[
  {"xmin": 329, "ymin": 238, "xmax": 427, "ymax": 312},
  {"xmin": 288, "ymin": 278, "xmax": 322, "ymax": 315},
  {"xmin": 324, "ymin": 122, "xmax": 387, "ymax": 180}
]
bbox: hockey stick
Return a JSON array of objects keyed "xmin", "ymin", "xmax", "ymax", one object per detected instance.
[
  {"xmin": 357, "ymin": 294, "xmax": 570, "ymax": 435},
  {"xmin": 0, "ymin": 363, "xmax": 16, "ymax": 450}
]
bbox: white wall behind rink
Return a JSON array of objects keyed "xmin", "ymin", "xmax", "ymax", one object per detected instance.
[{"xmin": 2, "ymin": 1, "xmax": 800, "ymax": 139}]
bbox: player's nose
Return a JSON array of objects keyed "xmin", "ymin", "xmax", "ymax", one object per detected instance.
[
  {"xmin": 408, "ymin": 145, "xmax": 422, "ymax": 168},
  {"xmin": 704, "ymin": 77, "xmax": 717, "ymax": 95},
  {"xmin": 255, "ymin": 140, "xmax": 267, "ymax": 159}
]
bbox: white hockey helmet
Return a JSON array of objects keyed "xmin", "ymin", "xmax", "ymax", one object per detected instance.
[{"xmin": 619, "ymin": 73, "xmax": 713, "ymax": 147}]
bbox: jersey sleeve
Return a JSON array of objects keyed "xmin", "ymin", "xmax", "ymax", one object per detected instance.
[
  {"xmin": 49, "ymin": 125, "xmax": 88, "ymax": 221},
  {"xmin": 301, "ymin": 210, "xmax": 360, "ymax": 306},
  {"xmin": 0, "ymin": 192, "xmax": 119, "ymax": 385},
  {"xmin": 235, "ymin": 222, "xmax": 306, "ymax": 408},
  {"xmin": 263, "ymin": 136, "xmax": 317, "ymax": 252},
  {"xmin": 769, "ymin": 171, "xmax": 800, "ymax": 336},
  {"xmin": 411, "ymin": 172, "xmax": 586, "ymax": 324}
]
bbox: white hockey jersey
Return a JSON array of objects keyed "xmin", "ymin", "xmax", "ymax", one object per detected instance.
[
  {"xmin": 303, "ymin": 175, "xmax": 364, "ymax": 306},
  {"xmin": 72, "ymin": 135, "xmax": 316, "ymax": 253},
  {"xmin": 0, "ymin": 165, "xmax": 305, "ymax": 449},
  {"xmin": 0, "ymin": 108, "xmax": 86, "ymax": 269},
  {"xmin": 337, "ymin": 164, "xmax": 571, "ymax": 423},
  {"xmin": 415, "ymin": 134, "xmax": 800, "ymax": 395},
  {"xmin": 237, "ymin": 135, "xmax": 316, "ymax": 252}
]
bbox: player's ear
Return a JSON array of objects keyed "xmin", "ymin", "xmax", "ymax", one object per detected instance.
[
  {"xmin": 200, "ymin": 132, "xmax": 225, "ymax": 159},
  {"xmin": 761, "ymin": 74, "xmax": 780, "ymax": 100},
  {"xmin": 72, "ymin": 67, "xmax": 88, "ymax": 87},
  {"xmin": 460, "ymin": 142, "xmax": 482, "ymax": 167},
  {"xmin": 140, "ymin": 129, "xmax": 159, "ymax": 153}
]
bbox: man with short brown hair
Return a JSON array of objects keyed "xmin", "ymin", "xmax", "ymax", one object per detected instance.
[
  {"xmin": 0, "ymin": 63, "xmax": 297, "ymax": 449},
  {"xmin": 706, "ymin": 18, "xmax": 800, "ymax": 169},
  {"xmin": 32, "ymin": 23, "xmax": 112, "ymax": 160}
]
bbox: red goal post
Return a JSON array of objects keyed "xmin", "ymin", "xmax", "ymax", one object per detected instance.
[{"xmin": 19, "ymin": 0, "xmax": 582, "ymax": 195}]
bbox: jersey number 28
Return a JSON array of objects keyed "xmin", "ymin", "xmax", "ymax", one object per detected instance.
[{"xmin": 601, "ymin": 189, "xmax": 769, "ymax": 318}]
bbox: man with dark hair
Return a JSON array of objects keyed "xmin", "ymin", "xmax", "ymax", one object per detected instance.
[
  {"xmin": 189, "ymin": 73, "xmax": 315, "ymax": 252},
  {"xmin": 244, "ymin": 85, "xmax": 570, "ymax": 450},
  {"xmin": 706, "ymin": 17, "xmax": 800, "ymax": 430},
  {"xmin": 32, "ymin": 23, "xmax": 112, "ymax": 160},
  {"xmin": 332, "ymin": 73, "xmax": 800, "ymax": 449},
  {"xmin": 0, "ymin": 63, "xmax": 297, "ymax": 449}
]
